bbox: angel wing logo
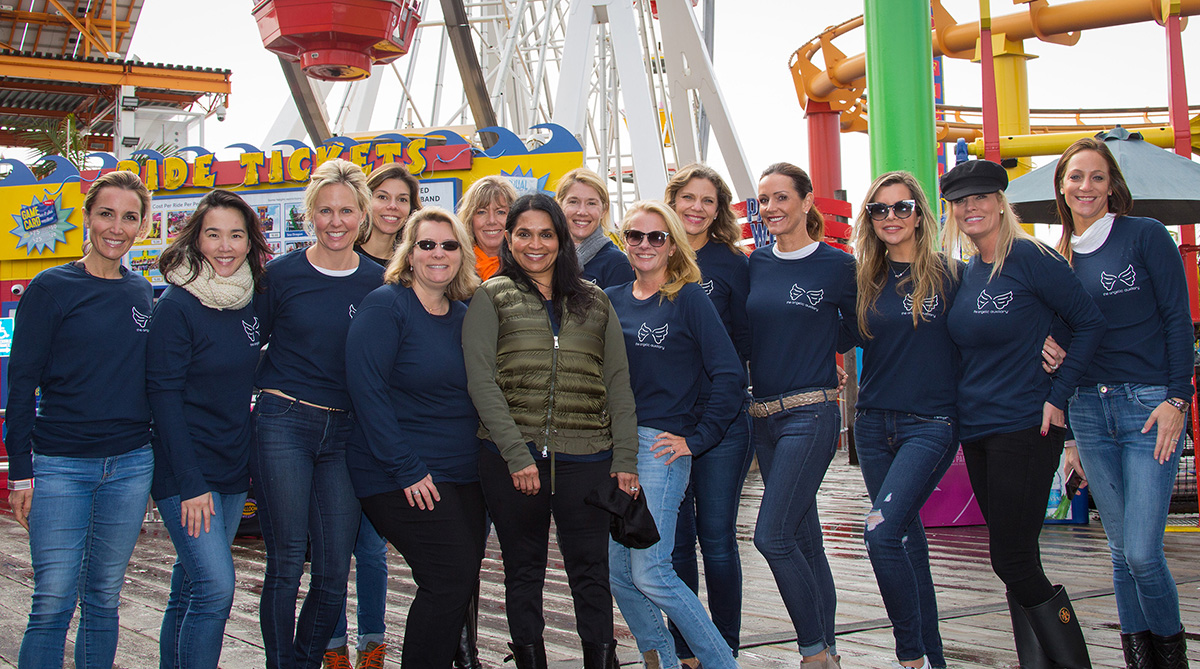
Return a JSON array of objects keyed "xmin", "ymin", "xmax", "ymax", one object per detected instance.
[
  {"xmin": 789, "ymin": 284, "xmax": 824, "ymax": 306},
  {"xmin": 902, "ymin": 294, "xmax": 940, "ymax": 315},
  {"xmin": 977, "ymin": 290, "xmax": 1014, "ymax": 310},
  {"xmin": 699, "ymin": 279, "xmax": 714, "ymax": 295},
  {"xmin": 637, "ymin": 322, "xmax": 669, "ymax": 345},
  {"xmin": 131, "ymin": 307, "xmax": 149, "ymax": 329},
  {"xmin": 348, "ymin": 304, "xmax": 357, "ymax": 319},
  {"xmin": 1100, "ymin": 264, "xmax": 1136, "ymax": 291},
  {"xmin": 243, "ymin": 317, "xmax": 260, "ymax": 343}
]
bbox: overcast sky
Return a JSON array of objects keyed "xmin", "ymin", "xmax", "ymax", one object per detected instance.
[{"xmin": 113, "ymin": 0, "xmax": 1200, "ymax": 210}]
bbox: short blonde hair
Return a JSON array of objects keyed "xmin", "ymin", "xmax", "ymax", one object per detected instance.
[
  {"xmin": 386, "ymin": 206, "xmax": 480, "ymax": 301},
  {"xmin": 555, "ymin": 168, "xmax": 611, "ymax": 232},
  {"xmin": 456, "ymin": 175, "xmax": 518, "ymax": 245},
  {"xmin": 619, "ymin": 200, "xmax": 700, "ymax": 301},
  {"xmin": 304, "ymin": 159, "xmax": 372, "ymax": 241}
]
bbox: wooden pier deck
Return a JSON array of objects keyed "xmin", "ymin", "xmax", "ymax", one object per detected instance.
[{"xmin": 0, "ymin": 448, "xmax": 1196, "ymax": 667}]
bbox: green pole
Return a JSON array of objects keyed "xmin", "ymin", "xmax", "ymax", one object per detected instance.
[{"xmin": 863, "ymin": 0, "xmax": 939, "ymax": 206}]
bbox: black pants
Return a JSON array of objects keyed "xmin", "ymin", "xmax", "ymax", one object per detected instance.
[
  {"xmin": 962, "ymin": 425, "xmax": 1064, "ymax": 607},
  {"xmin": 478, "ymin": 447, "xmax": 614, "ymax": 645},
  {"xmin": 360, "ymin": 481, "xmax": 487, "ymax": 669}
]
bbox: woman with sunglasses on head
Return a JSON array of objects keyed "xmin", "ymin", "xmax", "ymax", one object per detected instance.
[
  {"xmin": 661, "ymin": 164, "xmax": 752, "ymax": 664},
  {"xmin": 323, "ymin": 162, "xmax": 424, "ymax": 669},
  {"xmin": 746, "ymin": 162, "xmax": 856, "ymax": 668},
  {"xmin": 252, "ymin": 159, "xmax": 386, "ymax": 669},
  {"xmin": 845, "ymin": 172, "xmax": 959, "ymax": 669},
  {"xmin": 345, "ymin": 207, "xmax": 486, "ymax": 669},
  {"xmin": 1052, "ymin": 138, "xmax": 1192, "ymax": 669},
  {"xmin": 941, "ymin": 159, "xmax": 1105, "ymax": 669},
  {"xmin": 557, "ymin": 168, "xmax": 635, "ymax": 288},
  {"xmin": 148, "ymin": 189, "xmax": 271, "ymax": 669},
  {"xmin": 463, "ymin": 193, "xmax": 639, "ymax": 668},
  {"xmin": 605, "ymin": 201, "xmax": 744, "ymax": 669},
  {"xmin": 6, "ymin": 170, "xmax": 154, "ymax": 669},
  {"xmin": 459, "ymin": 175, "xmax": 518, "ymax": 281}
]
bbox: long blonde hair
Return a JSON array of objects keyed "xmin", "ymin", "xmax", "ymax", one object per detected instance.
[
  {"xmin": 855, "ymin": 171, "xmax": 949, "ymax": 338},
  {"xmin": 619, "ymin": 201, "xmax": 701, "ymax": 302},
  {"xmin": 456, "ymin": 175, "xmax": 518, "ymax": 246},
  {"xmin": 664, "ymin": 164, "xmax": 742, "ymax": 253},
  {"xmin": 555, "ymin": 167, "xmax": 612, "ymax": 232},
  {"xmin": 386, "ymin": 207, "xmax": 480, "ymax": 301},
  {"xmin": 940, "ymin": 189, "xmax": 1048, "ymax": 280}
]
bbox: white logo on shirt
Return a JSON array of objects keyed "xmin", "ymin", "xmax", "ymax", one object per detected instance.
[
  {"xmin": 699, "ymin": 279, "xmax": 714, "ymax": 295},
  {"xmin": 243, "ymin": 317, "xmax": 260, "ymax": 345},
  {"xmin": 902, "ymin": 293, "xmax": 939, "ymax": 316},
  {"xmin": 637, "ymin": 322, "xmax": 669, "ymax": 346},
  {"xmin": 131, "ymin": 307, "xmax": 150, "ymax": 331},
  {"xmin": 975, "ymin": 289, "xmax": 1014, "ymax": 312},
  {"xmin": 1100, "ymin": 264, "xmax": 1136, "ymax": 292},
  {"xmin": 787, "ymin": 285, "xmax": 825, "ymax": 311},
  {"xmin": 348, "ymin": 304, "xmax": 357, "ymax": 319}
]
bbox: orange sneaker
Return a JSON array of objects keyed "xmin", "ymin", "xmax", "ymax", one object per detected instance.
[
  {"xmin": 323, "ymin": 646, "xmax": 352, "ymax": 669},
  {"xmin": 355, "ymin": 641, "xmax": 387, "ymax": 669}
]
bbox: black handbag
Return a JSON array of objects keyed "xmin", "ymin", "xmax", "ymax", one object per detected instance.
[{"xmin": 583, "ymin": 477, "xmax": 660, "ymax": 549}]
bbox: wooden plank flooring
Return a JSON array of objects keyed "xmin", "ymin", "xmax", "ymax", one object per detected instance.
[{"xmin": 0, "ymin": 448, "xmax": 1197, "ymax": 667}]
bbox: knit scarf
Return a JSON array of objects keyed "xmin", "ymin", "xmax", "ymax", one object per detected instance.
[
  {"xmin": 165, "ymin": 260, "xmax": 254, "ymax": 310},
  {"xmin": 575, "ymin": 227, "xmax": 610, "ymax": 267}
]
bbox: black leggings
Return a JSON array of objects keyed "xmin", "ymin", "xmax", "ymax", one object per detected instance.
[
  {"xmin": 962, "ymin": 425, "xmax": 1064, "ymax": 607},
  {"xmin": 478, "ymin": 447, "xmax": 615, "ymax": 645},
  {"xmin": 360, "ymin": 481, "xmax": 487, "ymax": 669}
]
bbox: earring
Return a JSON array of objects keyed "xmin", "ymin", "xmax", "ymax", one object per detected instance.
[{"xmin": 1000, "ymin": 209, "xmax": 1005, "ymax": 215}]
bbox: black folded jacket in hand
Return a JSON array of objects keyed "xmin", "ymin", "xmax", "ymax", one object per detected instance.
[{"xmin": 584, "ymin": 477, "xmax": 661, "ymax": 549}]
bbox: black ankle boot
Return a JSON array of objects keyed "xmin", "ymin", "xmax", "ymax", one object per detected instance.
[
  {"xmin": 1008, "ymin": 591, "xmax": 1054, "ymax": 669},
  {"xmin": 453, "ymin": 584, "xmax": 482, "ymax": 669},
  {"xmin": 581, "ymin": 639, "xmax": 619, "ymax": 669},
  {"xmin": 1121, "ymin": 630, "xmax": 1153, "ymax": 669},
  {"xmin": 1150, "ymin": 629, "xmax": 1189, "ymax": 669},
  {"xmin": 1022, "ymin": 585, "xmax": 1092, "ymax": 669},
  {"xmin": 507, "ymin": 640, "xmax": 548, "ymax": 669}
]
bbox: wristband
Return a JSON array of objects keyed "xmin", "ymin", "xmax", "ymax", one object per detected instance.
[
  {"xmin": 7, "ymin": 478, "xmax": 34, "ymax": 491},
  {"xmin": 1166, "ymin": 397, "xmax": 1190, "ymax": 414}
]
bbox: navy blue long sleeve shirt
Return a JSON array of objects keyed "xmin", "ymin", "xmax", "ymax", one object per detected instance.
[
  {"xmin": 947, "ymin": 239, "xmax": 1106, "ymax": 442},
  {"xmin": 5, "ymin": 263, "xmax": 152, "ymax": 480},
  {"xmin": 254, "ymin": 250, "xmax": 384, "ymax": 410},
  {"xmin": 583, "ymin": 239, "xmax": 635, "ymax": 289},
  {"xmin": 345, "ymin": 283, "xmax": 480, "ymax": 498},
  {"xmin": 147, "ymin": 286, "xmax": 260, "ymax": 501},
  {"xmin": 850, "ymin": 259, "xmax": 961, "ymax": 418},
  {"xmin": 695, "ymin": 242, "xmax": 751, "ymax": 363},
  {"xmin": 1070, "ymin": 216, "xmax": 1194, "ymax": 400},
  {"xmin": 606, "ymin": 281, "xmax": 745, "ymax": 454},
  {"xmin": 746, "ymin": 243, "xmax": 857, "ymax": 398}
]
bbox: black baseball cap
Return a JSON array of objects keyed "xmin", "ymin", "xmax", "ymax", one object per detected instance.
[{"xmin": 940, "ymin": 160, "xmax": 1009, "ymax": 201}]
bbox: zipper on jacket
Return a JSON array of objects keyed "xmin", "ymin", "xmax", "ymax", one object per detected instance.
[{"xmin": 545, "ymin": 326, "xmax": 560, "ymax": 494}]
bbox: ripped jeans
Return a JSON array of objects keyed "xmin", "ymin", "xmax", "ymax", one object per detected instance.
[{"xmin": 854, "ymin": 410, "xmax": 958, "ymax": 667}]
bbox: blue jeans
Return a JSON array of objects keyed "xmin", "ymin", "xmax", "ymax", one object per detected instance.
[
  {"xmin": 670, "ymin": 404, "xmax": 754, "ymax": 658},
  {"xmin": 609, "ymin": 427, "xmax": 737, "ymax": 669},
  {"xmin": 251, "ymin": 394, "xmax": 361, "ymax": 669},
  {"xmin": 854, "ymin": 410, "xmax": 958, "ymax": 667},
  {"xmin": 751, "ymin": 395, "xmax": 840, "ymax": 657},
  {"xmin": 158, "ymin": 491, "xmax": 248, "ymax": 669},
  {"xmin": 1068, "ymin": 383, "xmax": 1185, "ymax": 636},
  {"xmin": 330, "ymin": 513, "xmax": 388, "ymax": 650},
  {"xmin": 20, "ymin": 445, "xmax": 153, "ymax": 669}
]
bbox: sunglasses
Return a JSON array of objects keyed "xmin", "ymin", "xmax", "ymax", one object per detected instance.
[
  {"xmin": 415, "ymin": 240, "xmax": 462, "ymax": 252},
  {"xmin": 864, "ymin": 200, "xmax": 917, "ymax": 221},
  {"xmin": 623, "ymin": 229, "xmax": 670, "ymax": 247}
]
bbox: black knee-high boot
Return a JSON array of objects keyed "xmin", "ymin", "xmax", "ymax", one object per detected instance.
[
  {"xmin": 1021, "ymin": 585, "xmax": 1091, "ymax": 669},
  {"xmin": 1008, "ymin": 591, "xmax": 1054, "ymax": 669},
  {"xmin": 453, "ymin": 581, "xmax": 482, "ymax": 669}
]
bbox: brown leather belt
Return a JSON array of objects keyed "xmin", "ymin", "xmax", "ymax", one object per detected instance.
[
  {"xmin": 258, "ymin": 389, "xmax": 348, "ymax": 413},
  {"xmin": 748, "ymin": 388, "xmax": 837, "ymax": 418}
]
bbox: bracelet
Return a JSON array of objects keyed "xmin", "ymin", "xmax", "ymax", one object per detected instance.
[
  {"xmin": 7, "ymin": 478, "xmax": 33, "ymax": 491},
  {"xmin": 1166, "ymin": 397, "xmax": 1190, "ymax": 414}
]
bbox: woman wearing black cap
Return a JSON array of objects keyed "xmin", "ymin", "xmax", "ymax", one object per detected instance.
[{"xmin": 941, "ymin": 159, "xmax": 1106, "ymax": 669}]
